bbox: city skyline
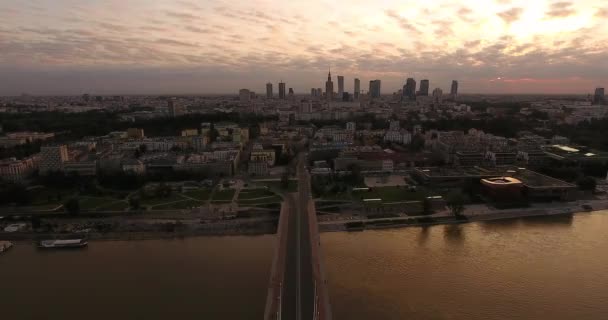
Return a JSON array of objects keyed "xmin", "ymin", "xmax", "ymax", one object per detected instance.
[{"xmin": 0, "ymin": 0, "xmax": 607, "ymax": 95}]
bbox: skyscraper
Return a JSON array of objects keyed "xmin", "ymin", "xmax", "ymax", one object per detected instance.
[
  {"xmin": 168, "ymin": 99, "xmax": 184, "ymax": 117},
  {"xmin": 594, "ymin": 87, "xmax": 605, "ymax": 105},
  {"xmin": 369, "ymin": 80, "xmax": 381, "ymax": 99},
  {"xmin": 432, "ymin": 88, "xmax": 443, "ymax": 104},
  {"xmin": 419, "ymin": 80, "xmax": 430, "ymax": 96},
  {"xmin": 354, "ymin": 78, "xmax": 360, "ymax": 100},
  {"xmin": 403, "ymin": 78, "xmax": 416, "ymax": 101},
  {"xmin": 325, "ymin": 70, "xmax": 334, "ymax": 102},
  {"xmin": 266, "ymin": 82, "xmax": 273, "ymax": 99},
  {"xmin": 279, "ymin": 81, "xmax": 286, "ymax": 99},
  {"xmin": 239, "ymin": 89, "xmax": 251, "ymax": 104},
  {"xmin": 451, "ymin": 80, "xmax": 459, "ymax": 96},
  {"xmin": 337, "ymin": 76, "xmax": 344, "ymax": 98}
]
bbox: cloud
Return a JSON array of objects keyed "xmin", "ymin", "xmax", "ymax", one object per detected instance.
[
  {"xmin": 497, "ymin": 7, "xmax": 524, "ymax": 23},
  {"xmin": 385, "ymin": 9, "xmax": 421, "ymax": 34},
  {"xmin": 546, "ymin": 2, "xmax": 576, "ymax": 18},
  {"xmin": 165, "ymin": 10, "xmax": 200, "ymax": 21},
  {"xmin": 595, "ymin": 7, "xmax": 608, "ymax": 17},
  {"xmin": 98, "ymin": 22, "xmax": 128, "ymax": 32}
]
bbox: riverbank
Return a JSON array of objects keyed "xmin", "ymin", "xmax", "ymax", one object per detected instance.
[
  {"xmin": 3, "ymin": 200, "xmax": 608, "ymax": 243},
  {"xmin": 319, "ymin": 199, "xmax": 608, "ymax": 232}
]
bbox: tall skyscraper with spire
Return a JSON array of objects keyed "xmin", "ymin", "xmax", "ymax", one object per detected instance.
[{"xmin": 325, "ymin": 70, "xmax": 334, "ymax": 102}]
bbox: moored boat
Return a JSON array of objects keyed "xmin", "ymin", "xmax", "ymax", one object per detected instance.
[
  {"xmin": 38, "ymin": 239, "xmax": 88, "ymax": 249},
  {"xmin": 0, "ymin": 241, "xmax": 13, "ymax": 254}
]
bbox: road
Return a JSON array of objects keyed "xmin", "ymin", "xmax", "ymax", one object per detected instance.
[{"xmin": 280, "ymin": 155, "xmax": 315, "ymax": 320}]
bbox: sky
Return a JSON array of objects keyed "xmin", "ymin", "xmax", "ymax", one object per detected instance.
[{"xmin": 0, "ymin": 0, "xmax": 607, "ymax": 96}]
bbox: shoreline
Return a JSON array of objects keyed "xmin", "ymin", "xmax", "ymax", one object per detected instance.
[{"xmin": 3, "ymin": 201, "xmax": 608, "ymax": 243}]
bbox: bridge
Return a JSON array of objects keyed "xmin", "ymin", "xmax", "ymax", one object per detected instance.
[{"xmin": 264, "ymin": 154, "xmax": 332, "ymax": 320}]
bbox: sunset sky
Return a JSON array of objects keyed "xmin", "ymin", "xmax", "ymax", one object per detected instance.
[{"xmin": 0, "ymin": 0, "xmax": 606, "ymax": 95}]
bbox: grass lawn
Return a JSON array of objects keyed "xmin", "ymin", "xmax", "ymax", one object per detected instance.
[
  {"xmin": 212, "ymin": 189, "xmax": 236, "ymax": 201},
  {"xmin": 260, "ymin": 180, "xmax": 298, "ymax": 193},
  {"xmin": 353, "ymin": 186, "xmax": 427, "ymax": 203},
  {"xmin": 183, "ymin": 188, "xmax": 212, "ymax": 201},
  {"xmin": 140, "ymin": 193, "xmax": 187, "ymax": 207},
  {"xmin": 320, "ymin": 191, "xmax": 352, "ymax": 201},
  {"xmin": 154, "ymin": 199, "xmax": 204, "ymax": 210},
  {"xmin": 238, "ymin": 188, "xmax": 275, "ymax": 200},
  {"xmin": 238, "ymin": 195, "xmax": 282, "ymax": 205},
  {"xmin": 96, "ymin": 201, "xmax": 130, "ymax": 211}
]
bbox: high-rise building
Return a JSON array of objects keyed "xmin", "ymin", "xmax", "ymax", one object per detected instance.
[
  {"xmin": 39, "ymin": 145, "xmax": 69, "ymax": 175},
  {"xmin": 266, "ymin": 83, "xmax": 273, "ymax": 99},
  {"xmin": 311, "ymin": 88, "xmax": 316, "ymax": 97},
  {"xmin": 279, "ymin": 82, "xmax": 286, "ymax": 99},
  {"xmin": 168, "ymin": 99, "xmax": 184, "ymax": 117},
  {"xmin": 432, "ymin": 88, "xmax": 443, "ymax": 104},
  {"xmin": 354, "ymin": 78, "xmax": 361, "ymax": 100},
  {"xmin": 419, "ymin": 80, "xmax": 430, "ymax": 96},
  {"xmin": 451, "ymin": 80, "xmax": 459, "ymax": 96},
  {"xmin": 403, "ymin": 78, "xmax": 416, "ymax": 101},
  {"xmin": 239, "ymin": 89, "xmax": 251, "ymax": 104},
  {"xmin": 369, "ymin": 80, "xmax": 381, "ymax": 99},
  {"xmin": 337, "ymin": 76, "xmax": 344, "ymax": 98},
  {"xmin": 325, "ymin": 70, "xmax": 334, "ymax": 101},
  {"xmin": 594, "ymin": 87, "xmax": 605, "ymax": 105}
]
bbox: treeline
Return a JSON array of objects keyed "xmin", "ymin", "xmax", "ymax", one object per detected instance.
[{"xmin": 0, "ymin": 111, "xmax": 277, "ymax": 141}]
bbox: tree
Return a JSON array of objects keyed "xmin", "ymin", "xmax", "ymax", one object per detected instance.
[
  {"xmin": 64, "ymin": 197, "xmax": 80, "ymax": 216},
  {"xmin": 577, "ymin": 176, "xmax": 597, "ymax": 191},
  {"xmin": 280, "ymin": 173, "xmax": 290, "ymax": 190},
  {"xmin": 129, "ymin": 196, "xmax": 141, "ymax": 210},
  {"xmin": 446, "ymin": 191, "xmax": 466, "ymax": 217}
]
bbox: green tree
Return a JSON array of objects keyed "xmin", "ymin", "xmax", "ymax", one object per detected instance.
[
  {"xmin": 446, "ymin": 191, "xmax": 466, "ymax": 217},
  {"xmin": 64, "ymin": 197, "xmax": 80, "ymax": 216},
  {"xmin": 280, "ymin": 173, "xmax": 290, "ymax": 190},
  {"xmin": 129, "ymin": 196, "xmax": 141, "ymax": 210}
]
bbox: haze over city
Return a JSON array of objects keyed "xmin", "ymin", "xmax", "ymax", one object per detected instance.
[{"xmin": 0, "ymin": 0, "xmax": 607, "ymax": 95}]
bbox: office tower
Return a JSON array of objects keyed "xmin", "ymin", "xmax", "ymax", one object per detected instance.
[
  {"xmin": 354, "ymin": 78, "xmax": 360, "ymax": 100},
  {"xmin": 311, "ymin": 88, "xmax": 316, "ymax": 97},
  {"xmin": 451, "ymin": 80, "xmax": 459, "ymax": 96},
  {"xmin": 317, "ymin": 88, "xmax": 322, "ymax": 98},
  {"xmin": 337, "ymin": 76, "xmax": 344, "ymax": 98},
  {"xmin": 279, "ymin": 81, "xmax": 286, "ymax": 99},
  {"xmin": 289, "ymin": 88, "xmax": 294, "ymax": 95},
  {"xmin": 403, "ymin": 78, "xmax": 416, "ymax": 100},
  {"xmin": 239, "ymin": 89, "xmax": 251, "ymax": 104},
  {"xmin": 325, "ymin": 70, "xmax": 334, "ymax": 101},
  {"xmin": 39, "ymin": 145, "xmax": 69, "ymax": 175},
  {"xmin": 168, "ymin": 99, "xmax": 184, "ymax": 117},
  {"xmin": 266, "ymin": 83, "xmax": 273, "ymax": 99},
  {"xmin": 432, "ymin": 88, "xmax": 443, "ymax": 103},
  {"xmin": 369, "ymin": 80, "xmax": 381, "ymax": 99},
  {"xmin": 419, "ymin": 80, "xmax": 430, "ymax": 96},
  {"xmin": 594, "ymin": 87, "xmax": 605, "ymax": 105}
]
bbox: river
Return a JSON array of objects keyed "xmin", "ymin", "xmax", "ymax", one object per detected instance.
[{"xmin": 2, "ymin": 212, "xmax": 608, "ymax": 319}]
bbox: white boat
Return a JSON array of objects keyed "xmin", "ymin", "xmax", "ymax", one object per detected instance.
[
  {"xmin": 0, "ymin": 241, "xmax": 13, "ymax": 253},
  {"xmin": 38, "ymin": 239, "xmax": 88, "ymax": 249}
]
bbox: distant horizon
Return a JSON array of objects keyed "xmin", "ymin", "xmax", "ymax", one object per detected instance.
[{"xmin": 1, "ymin": 0, "xmax": 606, "ymax": 95}]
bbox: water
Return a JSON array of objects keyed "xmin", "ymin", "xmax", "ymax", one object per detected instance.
[{"xmin": 2, "ymin": 212, "xmax": 608, "ymax": 319}]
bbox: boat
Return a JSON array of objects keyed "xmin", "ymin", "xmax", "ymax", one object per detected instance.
[
  {"xmin": 38, "ymin": 239, "xmax": 88, "ymax": 249},
  {"xmin": 0, "ymin": 241, "xmax": 13, "ymax": 254}
]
